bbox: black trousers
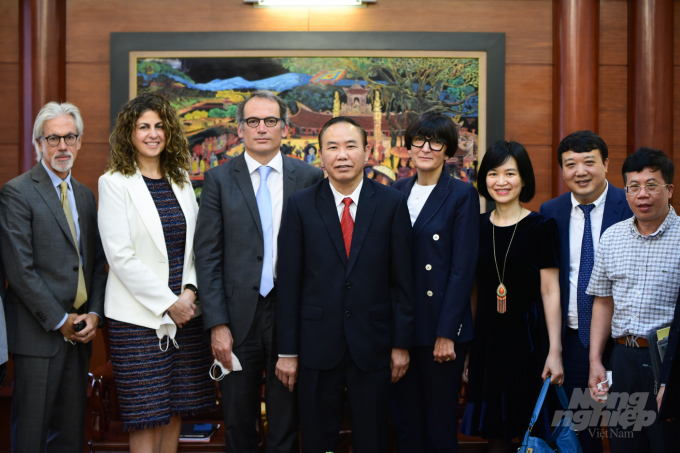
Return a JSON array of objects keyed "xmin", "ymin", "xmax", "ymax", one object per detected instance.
[
  {"xmin": 607, "ymin": 342, "xmax": 679, "ymax": 453},
  {"xmin": 390, "ymin": 342, "xmax": 468, "ymax": 453},
  {"xmin": 11, "ymin": 339, "xmax": 90, "ymax": 453},
  {"xmin": 298, "ymin": 347, "xmax": 392, "ymax": 453},
  {"xmin": 562, "ymin": 328, "xmax": 603, "ymax": 453},
  {"xmin": 218, "ymin": 290, "xmax": 299, "ymax": 453}
]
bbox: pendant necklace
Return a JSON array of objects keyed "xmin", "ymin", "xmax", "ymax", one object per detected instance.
[{"xmin": 492, "ymin": 207, "xmax": 522, "ymax": 314}]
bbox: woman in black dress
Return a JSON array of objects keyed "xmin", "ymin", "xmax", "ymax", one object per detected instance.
[{"xmin": 460, "ymin": 141, "xmax": 563, "ymax": 453}]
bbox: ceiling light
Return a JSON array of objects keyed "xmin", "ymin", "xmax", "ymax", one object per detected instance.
[{"xmin": 244, "ymin": 0, "xmax": 375, "ymax": 6}]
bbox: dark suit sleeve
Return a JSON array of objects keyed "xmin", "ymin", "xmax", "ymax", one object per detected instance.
[
  {"xmin": 276, "ymin": 195, "xmax": 304, "ymax": 355},
  {"xmin": 0, "ymin": 184, "xmax": 66, "ymax": 330},
  {"xmin": 390, "ymin": 194, "xmax": 415, "ymax": 349},
  {"xmin": 661, "ymin": 295, "xmax": 680, "ymax": 385},
  {"xmin": 194, "ymin": 170, "xmax": 229, "ymax": 331},
  {"xmin": 87, "ymin": 191, "xmax": 107, "ymax": 321},
  {"xmin": 437, "ymin": 186, "xmax": 480, "ymax": 340}
]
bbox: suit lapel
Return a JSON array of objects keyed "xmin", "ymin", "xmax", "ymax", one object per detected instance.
[
  {"xmin": 317, "ymin": 179, "xmax": 348, "ymax": 266},
  {"xmin": 282, "ymin": 154, "xmax": 296, "ymax": 215},
  {"xmin": 346, "ymin": 178, "xmax": 376, "ymax": 277},
  {"xmin": 233, "ymin": 153, "xmax": 263, "ymax": 238},
  {"xmin": 171, "ymin": 179, "xmax": 194, "ymax": 250},
  {"xmin": 412, "ymin": 172, "xmax": 452, "ymax": 238},
  {"xmin": 601, "ymin": 184, "xmax": 624, "ymax": 236},
  {"xmin": 32, "ymin": 164, "xmax": 77, "ymax": 250},
  {"xmin": 126, "ymin": 170, "xmax": 168, "ymax": 258},
  {"xmin": 73, "ymin": 179, "xmax": 89, "ymax": 270}
]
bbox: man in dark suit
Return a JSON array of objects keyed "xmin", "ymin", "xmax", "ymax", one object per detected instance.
[
  {"xmin": 275, "ymin": 117, "xmax": 414, "ymax": 453},
  {"xmin": 0, "ymin": 244, "xmax": 7, "ymax": 388},
  {"xmin": 195, "ymin": 91, "xmax": 324, "ymax": 453},
  {"xmin": 658, "ymin": 290, "xmax": 680, "ymax": 434},
  {"xmin": 540, "ymin": 130, "xmax": 632, "ymax": 453},
  {"xmin": 0, "ymin": 102, "xmax": 107, "ymax": 452}
]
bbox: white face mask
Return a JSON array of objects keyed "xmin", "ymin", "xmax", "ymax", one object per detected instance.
[{"xmin": 209, "ymin": 359, "xmax": 229, "ymax": 381}]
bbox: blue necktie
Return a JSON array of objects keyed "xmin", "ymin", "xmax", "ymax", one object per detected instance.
[
  {"xmin": 577, "ymin": 204, "xmax": 596, "ymax": 347},
  {"xmin": 257, "ymin": 166, "xmax": 274, "ymax": 297}
]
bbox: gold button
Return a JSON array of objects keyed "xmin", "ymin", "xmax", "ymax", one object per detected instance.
[
  {"xmin": 427, "ymin": 291, "xmax": 433, "ymax": 297},
  {"xmin": 433, "ymin": 234, "xmax": 440, "ymax": 241},
  {"xmin": 425, "ymin": 264, "xmax": 432, "ymax": 271}
]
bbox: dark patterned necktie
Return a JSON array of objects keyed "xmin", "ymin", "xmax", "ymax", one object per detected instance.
[
  {"xmin": 340, "ymin": 198, "xmax": 354, "ymax": 258},
  {"xmin": 577, "ymin": 204, "xmax": 596, "ymax": 347}
]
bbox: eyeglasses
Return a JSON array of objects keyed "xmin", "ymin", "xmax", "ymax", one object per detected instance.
[
  {"xmin": 243, "ymin": 117, "xmax": 282, "ymax": 128},
  {"xmin": 625, "ymin": 183, "xmax": 669, "ymax": 195},
  {"xmin": 411, "ymin": 135, "xmax": 446, "ymax": 151},
  {"xmin": 42, "ymin": 134, "xmax": 79, "ymax": 147}
]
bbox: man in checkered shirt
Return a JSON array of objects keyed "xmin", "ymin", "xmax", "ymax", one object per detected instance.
[{"xmin": 587, "ymin": 147, "xmax": 678, "ymax": 452}]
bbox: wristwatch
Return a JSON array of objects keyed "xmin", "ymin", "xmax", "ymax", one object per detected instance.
[{"xmin": 184, "ymin": 284, "xmax": 199, "ymax": 300}]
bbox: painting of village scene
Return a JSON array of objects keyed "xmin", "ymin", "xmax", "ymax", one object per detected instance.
[{"xmin": 133, "ymin": 54, "xmax": 483, "ymax": 199}]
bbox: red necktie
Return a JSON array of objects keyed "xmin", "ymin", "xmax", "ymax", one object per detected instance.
[{"xmin": 340, "ymin": 197, "xmax": 354, "ymax": 258}]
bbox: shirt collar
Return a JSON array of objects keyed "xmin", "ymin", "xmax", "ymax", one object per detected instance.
[
  {"xmin": 41, "ymin": 159, "xmax": 72, "ymax": 191},
  {"xmin": 570, "ymin": 180, "xmax": 608, "ymax": 212},
  {"xmin": 629, "ymin": 205, "xmax": 678, "ymax": 239},
  {"xmin": 244, "ymin": 151, "xmax": 283, "ymax": 176},
  {"xmin": 329, "ymin": 178, "xmax": 364, "ymax": 208}
]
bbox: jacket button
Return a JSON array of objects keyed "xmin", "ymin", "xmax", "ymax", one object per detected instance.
[
  {"xmin": 257, "ymin": 256, "xmax": 263, "ymax": 262},
  {"xmin": 427, "ymin": 291, "xmax": 433, "ymax": 297},
  {"xmin": 345, "ymin": 311, "xmax": 351, "ymax": 317},
  {"xmin": 73, "ymin": 266, "xmax": 78, "ymax": 271},
  {"xmin": 433, "ymin": 234, "xmax": 440, "ymax": 241},
  {"xmin": 425, "ymin": 264, "xmax": 432, "ymax": 271},
  {"xmin": 253, "ymin": 286, "xmax": 259, "ymax": 291},
  {"xmin": 346, "ymin": 282, "xmax": 352, "ymax": 289}
]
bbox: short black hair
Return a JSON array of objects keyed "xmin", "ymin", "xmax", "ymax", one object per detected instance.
[
  {"xmin": 622, "ymin": 147, "xmax": 674, "ymax": 185},
  {"xmin": 477, "ymin": 140, "xmax": 536, "ymax": 203},
  {"xmin": 318, "ymin": 116, "xmax": 368, "ymax": 149},
  {"xmin": 557, "ymin": 130, "xmax": 608, "ymax": 167},
  {"xmin": 404, "ymin": 112, "xmax": 459, "ymax": 158}
]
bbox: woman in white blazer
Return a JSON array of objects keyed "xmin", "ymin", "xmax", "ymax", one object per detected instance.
[{"xmin": 99, "ymin": 94, "xmax": 216, "ymax": 452}]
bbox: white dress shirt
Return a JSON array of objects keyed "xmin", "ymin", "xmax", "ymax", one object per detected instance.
[
  {"xmin": 567, "ymin": 181, "xmax": 608, "ymax": 329},
  {"xmin": 329, "ymin": 179, "xmax": 364, "ymax": 221},
  {"xmin": 244, "ymin": 151, "xmax": 283, "ymax": 279},
  {"xmin": 407, "ymin": 182, "xmax": 437, "ymax": 226}
]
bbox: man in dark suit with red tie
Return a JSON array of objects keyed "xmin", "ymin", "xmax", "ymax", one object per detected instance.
[{"xmin": 275, "ymin": 117, "xmax": 414, "ymax": 453}]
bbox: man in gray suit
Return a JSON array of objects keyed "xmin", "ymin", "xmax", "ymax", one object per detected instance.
[
  {"xmin": 195, "ymin": 91, "xmax": 323, "ymax": 453},
  {"xmin": 0, "ymin": 248, "xmax": 7, "ymax": 388},
  {"xmin": 0, "ymin": 102, "xmax": 107, "ymax": 453}
]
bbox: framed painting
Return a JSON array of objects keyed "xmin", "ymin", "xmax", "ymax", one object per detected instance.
[{"xmin": 111, "ymin": 32, "xmax": 505, "ymax": 208}]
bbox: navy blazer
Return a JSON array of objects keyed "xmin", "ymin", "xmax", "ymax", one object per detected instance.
[
  {"xmin": 660, "ymin": 289, "xmax": 680, "ymax": 419},
  {"xmin": 276, "ymin": 178, "xmax": 415, "ymax": 372},
  {"xmin": 392, "ymin": 172, "xmax": 479, "ymax": 346},
  {"xmin": 539, "ymin": 184, "xmax": 633, "ymax": 336}
]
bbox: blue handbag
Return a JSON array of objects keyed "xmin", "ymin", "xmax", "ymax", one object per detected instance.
[{"xmin": 518, "ymin": 376, "xmax": 583, "ymax": 453}]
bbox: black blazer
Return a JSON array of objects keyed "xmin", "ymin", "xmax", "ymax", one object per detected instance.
[
  {"xmin": 195, "ymin": 152, "xmax": 323, "ymax": 348},
  {"xmin": 539, "ymin": 185, "xmax": 633, "ymax": 336},
  {"xmin": 660, "ymin": 290, "xmax": 680, "ymax": 419},
  {"xmin": 277, "ymin": 178, "xmax": 414, "ymax": 372},
  {"xmin": 392, "ymin": 172, "xmax": 479, "ymax": 346}
]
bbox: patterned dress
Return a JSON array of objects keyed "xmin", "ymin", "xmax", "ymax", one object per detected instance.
[{"xmin": 108, "ymin": 176, "xmax": 216, "ymax": 431}]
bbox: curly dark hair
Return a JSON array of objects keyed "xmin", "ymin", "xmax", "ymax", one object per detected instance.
[{"xmin": 108, "ymin": 93, "xmax": 190, "ymax": 187}]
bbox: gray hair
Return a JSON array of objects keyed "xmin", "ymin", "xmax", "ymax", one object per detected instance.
[
  {"xmin": 32, "ymin": 102, "xmax": 84, "ymax": 162},
  {"xmin": 236, "ymin": 90, "xmax": 289, "ymax": 129}
]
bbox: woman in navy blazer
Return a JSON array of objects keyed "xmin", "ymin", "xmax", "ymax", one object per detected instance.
[{"xmin": 391, "ymin": 112, "xmax": 480, "ymax": 452}]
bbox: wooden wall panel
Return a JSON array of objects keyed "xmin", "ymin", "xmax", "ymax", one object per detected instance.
[
  {"xmin": 675, "ymin": 67, "xmax": 680, "ymax": 147},
  {"xmin": 67, "ymin": 63, "xmax": 110, "ymax": 145},
  {"xmin": 524, "ymin": 145, "xmax": 552, "ymax": 212},
  {"xmin": 606, "ymin": 145, "xmax": 627, "ymax": 190},
  {"xmin": 0, "ymin": 1, "xmax": 19, "ymax": 63},
  {"xmin": 0, "ymin": 64, "xmax": 19, "ymax": 146},
  {"xmin": 600, "ymin": 0, "xmax": 627, "ymax": 66},
  {"xmin": 66, "ymin": 0, "xmax": 309, "ymax": 63},
  {"xmin": 505, "ymin": 64, "xmax": 552, "ymax": 146},
  {"xmin": 0, "ymin": 145, "xmax": 20, "ymax": 187},
  {"xmin": 308, "ymin": 0, "xmax": 552, "ymax": 65},
  {"xmin": 675, "ymin": 0, "xmax": 680, "ymax": 66},
  {"xmin": 599, "ymin": 66, "xmax": 627, "ymax": 148},
  {"xmin": 71, "ymin": 143, "xmax": 110, "ymax": 197}
]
